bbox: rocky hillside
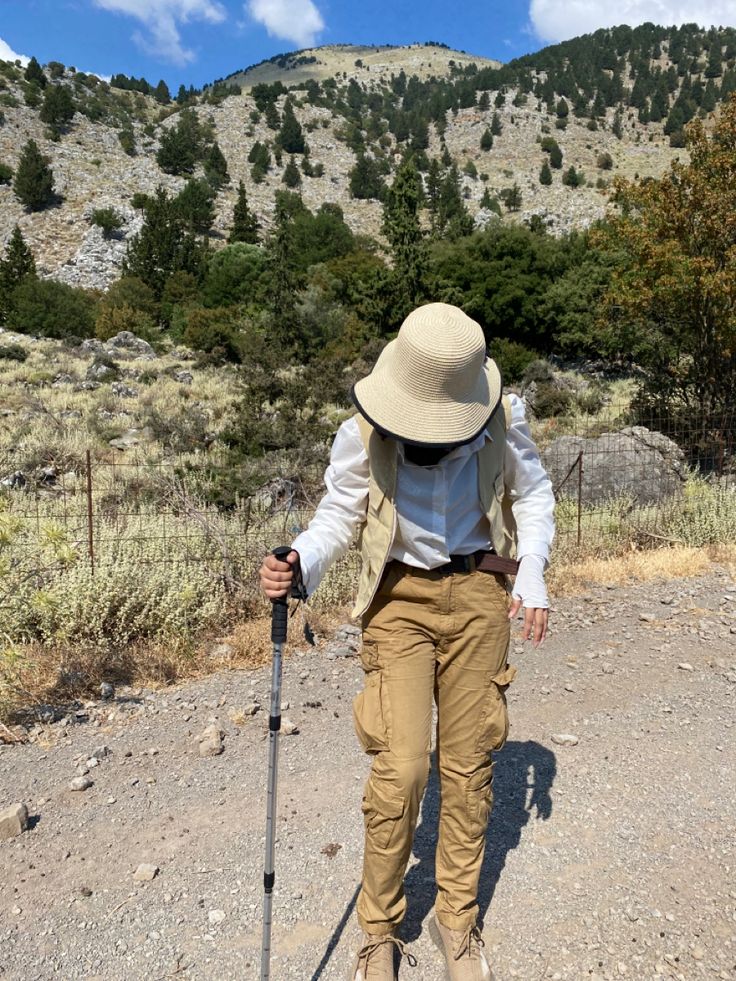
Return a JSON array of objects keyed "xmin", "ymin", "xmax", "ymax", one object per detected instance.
[{"xmin": 1, "ymin": 26, "xmax": 735, "ymax": 291}]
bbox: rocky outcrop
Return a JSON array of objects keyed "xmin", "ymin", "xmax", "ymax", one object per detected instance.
[{"xmin": 542, "ymin": 426, "xmax": 686, "ymax": 505}]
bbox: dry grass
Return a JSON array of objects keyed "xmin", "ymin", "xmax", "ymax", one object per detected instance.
[{"xmin": 548, "ymin": 542, "xmax": 736, "ymax": 596}]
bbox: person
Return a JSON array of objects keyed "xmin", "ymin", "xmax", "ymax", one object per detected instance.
[{"xmin": 260, "ymin": 302, "xmax": 555, "ymax": 980}]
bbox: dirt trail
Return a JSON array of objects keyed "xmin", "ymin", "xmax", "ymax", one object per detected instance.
[{"xmin": 1, "ymin": 567, "xmax": 735, "ymax": 981}]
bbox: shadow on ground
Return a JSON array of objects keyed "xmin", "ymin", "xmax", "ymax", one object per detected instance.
[{"xmin": 403, "ymin": 739, "xmax": 557, "ymax": 940}]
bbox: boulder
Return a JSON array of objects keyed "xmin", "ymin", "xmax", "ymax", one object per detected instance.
[
  {"xmin": 542, "ymin": 426, "xmax": 685, "ymax": 505},
  {"xmin": 105, "ymin": 331, "xmax": 155, "ymax": 360}
]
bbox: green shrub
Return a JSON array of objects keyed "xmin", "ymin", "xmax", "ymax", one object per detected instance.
[
  {"xmin": 522, "ymin": 358, "xmax": 555, "ymax": 385},
  {"xmin": 95, "ymin": 303, "xmax": 158, "ymax": 342},
  {"xmin": 201, "ymin": 243, "xmax": 268, "ymax": 308},
  {"xmin": 90, "ymin": 207, "xmax": 123, "ymax": 239},
  {"xmin": 8, "ymin": 278, "xmax": 97, "ymax": 338},
  {"xmin": 181, "ymin": 306, "xmax": 244, "ymax": 362},
  {"xmin": 0, "ymin": 342, "xmax": 28, "ymax": 362},
  {"xmin": 0, "ymin": 163, "xmax": 12, "ymax": 184},
  {"xmin": 118, "ymin": 128, "xmax": 136, "ymax": 156},
  {"xmin": 489, "ymin": 338, "xmax": 539, "ymax": 385},
  {"xmin": 532, "ymin": 382, "xmax": 572, "ymax": 417}
]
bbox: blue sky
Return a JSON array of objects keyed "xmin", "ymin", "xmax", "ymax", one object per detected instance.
[{"xmin": 1, "ymin": 0, "xmax": 736, "ymax": 90}]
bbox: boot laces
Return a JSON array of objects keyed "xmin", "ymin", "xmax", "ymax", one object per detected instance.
[
  {"xmin": 359, "ymin": 934, "xmax": 418, "ymax": 969},
  {"xmin": 452, "ymin": 924, "xmax": 485, "ymax": 961}
]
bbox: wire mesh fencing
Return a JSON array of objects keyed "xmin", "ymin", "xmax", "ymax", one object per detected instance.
[{"xmin": 2, "ymin": 401, "xmax": 735, "ymax": 602}]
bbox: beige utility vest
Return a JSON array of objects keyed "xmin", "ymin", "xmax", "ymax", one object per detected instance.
[{"xmin": 351, "ymin": 395, "xmax": 517, "ymax": 619}]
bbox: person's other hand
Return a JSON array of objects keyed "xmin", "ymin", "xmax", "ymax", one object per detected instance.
[
  {"xmin": 508, "ymin": 599, "xmax": 549, "ymax": 647},
  {"xmin": 260, "ymin": 550, "xmax": 299, "ymax": 600}
]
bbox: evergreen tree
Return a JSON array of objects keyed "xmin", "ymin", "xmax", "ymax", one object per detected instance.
[
  {"xmin": 173, "ymin": 179, "xmax": 215, "ymax": 235},
  {"xmin": 123, "ymin": 186, "xmax": 205, "ymax": 298},
  {"xmin": 249, "ymin": 141, "xmax": 271, "ymax": 183},
  {"xmin": 539, "ymin": 160, "xmax": 553, "ymax": 185},
  {"xmin": 381, "ymin": 159, "xmax": 427, "ymax": 322},
  {"xmin": 24, "ymin": 56, "xmax": 47, "ymax": 88},
  {"xmin": 349, "ymin": 153, "xmax": 385, "ymax": 200},
  {"xmin": 282, "ymin": 155, "xmax": 302, "ymax": 188},
  {"xmin": 494, "ymin": 90, "xmax": 506, "ymax": 108},
  {"xmin": 266, "ymin": 193, "xmax": 302, "ymax": 348},
  {"xmin": 437, "ymin": 164, "xmax": 473, "ymax": 239},
  {"xmin": 478, "ymin": 91, "xmax": 490, "ymax": 110},
  {"xmin": 154, "ymin": 79, "xmax": 171, "ymax": 104},
  {"xmin": 156, "ymin": 108, "xmax": 205, "ymax": 176},
  {"xmin": 500, "ymin": 183, "xmax": 522, "ymax": 211},
  {"xmin": 13, "ymin": 139, "xmax": 55, "ymax": 211},
  {"xmin": 0, "ymin": 225, "xmax": 36, "ymax": 323},
  {"xmin": 491, "ymin": 111, "xmax": 503, "ymax": 136},
  {"xmin": 562, "ymin": 165, "xmax": 584, "ymax": 188},
  {"xmin": 612, "ymin": 108, "xmax": 624, "ymax": 139},
  {"xmin": 278, "ymin": 99, "xmax": 305, "ymax": 154},
  {"xmin": 39, "ymin": 84, "xmax": 75, "ymax": 134},
  {"xmin": 556, "ymin": 98, "xmax": 569, "ymax": 120},
  {"xmin": 480, "ymin": 128, "xmax": 494, "ymax": 151},
  {"xmin": 705, "ymin": 42, "xmax": 723, "ymax": 78},
  {"xmin": 204, "ymin": 141, "xmax": 230, "ymax": 188},
  {"xmin": 229, "ymin": 181, "xmax": 259, "ymax": 244},
  {"xmin": 425, "ymin": 158, "xmax": 443, "ymax": 231}
]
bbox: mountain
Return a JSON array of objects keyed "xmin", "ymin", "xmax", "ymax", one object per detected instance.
[{"xmin": 1, "ymin": 26, "xmax": 735, "ymax": 291}]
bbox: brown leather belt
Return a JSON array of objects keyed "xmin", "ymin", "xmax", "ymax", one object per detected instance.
[{"xmin": 436, "ymin": 549, "xmax": 520, "ymax": 576}]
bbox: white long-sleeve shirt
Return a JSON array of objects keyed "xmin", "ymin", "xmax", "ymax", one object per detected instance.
[{"xmin": 292, "ymin": 393, "xmax": 555, "ymax": 598}]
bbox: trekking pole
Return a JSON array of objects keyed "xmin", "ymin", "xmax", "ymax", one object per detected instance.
[{"xmin": 261, "ymin": 546, "xmax": 298, "ymax": 981}]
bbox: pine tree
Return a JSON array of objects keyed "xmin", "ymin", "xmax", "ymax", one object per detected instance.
[
  {"xmin": 478, "ymin": 91, "xmax": 490, "ymax": 110},
  {"xmin": 173, "ymin": 179, "xmax": 215, "ymax": 235},
  {"xmin": 278, "ymin": 99, "xmax": 305, "ymax": 154},
  {"xmin": 494, "ymin": 90, "xmax": 505, "ymax": 108},
  {"xmin": 562, "ymin": 165, "xmax": 584, "ymax": 188},
  {"xmin": 266, "ymin": 193, "xmax": 302, "ymax": 348},
  {"xmin": 0, "ymin": 225, "xmax": 36, "ymax": 323},
  {"xmin": 539, "ymin": 160, "xmax": 552, "ymax": 185},
  {"xmin": 381, "ymin": 159, "xmax": 427, "ymax": 321},
  {"xmin": 349, "ymin": 153, "xmax": 385, "ymax": 200},
  {"xmin": 204, "ymin": 141, "xmax": 230, "ymax": 188},
  {"xmin": 480, "ymin": 128, "xmax": 494, "ymax": 151},
  {"xmin": 500, "ymin": 183, "xmax": 522, "ymax": 211},
  {"xmin": 249, "ymin": 141, "xmax": 271, "ymax": 183},
  {"xmin": 156, "ymin": 108, "xmax": 204, "ymax": 175},
  {"xmin": 437, "ymin": 164, "xmax": 473, "ymax": 239},
  {"xmin": 612, "ymin": 108, "xmax": 624, "ymax": 139},
  {"xmin": 229, "ymin": 181, "xmax": 259, "ymax": 244},
  {"xmin": 13, "ymin": 139, "xmax": 55, "ymax": 211},
  {"xmin": 24, "ymin": 56, "xmax": 47, "ymax": 88},
  {"xmin": 39, "ymin": 84, "xmax": 75, "ymax": 134},
  {"xmin": 154, "ymin": 80, "xmax": 171, "ymax": 104},
  {"xmin": 491, "ymin": 111, "xmax": 503, "ymax": 136},
  {"xmin": 282, "ymin": 155, "xmax": 301, "ymax": 188},
  {"xmin": 123, "ymin": 186, "xmax": 205, "ymax": 298}
]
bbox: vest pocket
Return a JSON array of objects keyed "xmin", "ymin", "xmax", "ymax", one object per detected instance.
[
  {"xmin": 362, "ymin": 778, "xmax": 405, "ymax": 850},
  {"xmin": 353, "ymin": 670, "xmax": 391, "ymax": 755},
  {"xmin": 475, "ymin": 664, "xmax": 516, "ymax": 754}
]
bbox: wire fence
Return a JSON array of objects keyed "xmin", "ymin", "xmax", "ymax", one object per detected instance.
[{"xmin": 2, "ymin": 402, "xmax": 735, "ymax": 591}]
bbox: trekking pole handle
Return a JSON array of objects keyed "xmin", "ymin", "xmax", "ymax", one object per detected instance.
[{"xmin": 270, "ymin": 546, "xmax": 292, "ymax": 645}]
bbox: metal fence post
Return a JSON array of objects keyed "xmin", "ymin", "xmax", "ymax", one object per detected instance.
[
  {"xmin": 577, "ymin": 450, "xmax": 583, "ymax": 548},
  {"xmin": 86, "ymin": 449, "xmax": 95, "ymax": 575}
]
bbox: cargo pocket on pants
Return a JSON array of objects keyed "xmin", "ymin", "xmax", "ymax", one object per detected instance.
[
  {"xmin": 475, "ymin": 664, "xmax": 516, "ymax": 754},
  {"xmin": 465, "ymin": 766, "xmax": 493, "ymax": 839},
  {"xmin": 353, "ymin": 670, "xmax": 391, "ymax": 755},
  {"xmin": 362, "ymin": 779, "xmax": 405, "ymax": 850}
]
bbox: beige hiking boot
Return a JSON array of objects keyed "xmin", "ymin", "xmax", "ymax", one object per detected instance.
[
  {"xmin": 347, "ymin": 931, "xmax": 417, "ymax": 980},
  {"xmin": 428, "ymin": 915, "xmax": 495, "ymax": 981}
]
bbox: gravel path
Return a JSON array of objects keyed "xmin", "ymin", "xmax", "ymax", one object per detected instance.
[{"xmin": 1, "ymin": 567, "xmax": 735, "ymax": 981}]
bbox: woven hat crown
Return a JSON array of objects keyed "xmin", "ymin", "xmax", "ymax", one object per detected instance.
[{"xmin": 392, "ymin": 304, "xmax": 487, "ymax": 402}]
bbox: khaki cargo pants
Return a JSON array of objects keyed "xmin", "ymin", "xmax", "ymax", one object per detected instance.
[{"xmin": 353, "ymin": 562, "xmax": 515, "ymax": 935}]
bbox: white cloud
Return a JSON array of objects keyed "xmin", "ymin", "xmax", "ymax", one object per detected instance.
[
  {"xmin": 246, "ymin": 0, "xmax": 325, "ymax": 48},
  {"xmin": 92, "ymin": 0, "xmax": 227, "ymax": 64},
  {"xmin": 0, "ymin": 37, "xmax": 30, "ymax": 66},
  {"xmin": 529, "ymin": 1, "xmax": 736, "ymax": 43}
]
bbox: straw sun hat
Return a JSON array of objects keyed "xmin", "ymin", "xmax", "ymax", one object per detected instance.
[{"xmin": 352, "ymin": 302, "xmax": 502, "ymax": 446}]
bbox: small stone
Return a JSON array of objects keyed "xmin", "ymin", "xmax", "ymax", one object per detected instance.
[
  {"xmin": 692, "ymin": 946, "xmax": 705, "ymax": 961},
  {"xmin": 79, "ymin": 886, "xmax": 93, "ymax": 897},
  {"xmin": 0, "ymin": 803, "xmax": 29, "ymax": 840},
  {"xmin": 677, "ymin": 662, "xmax": 694, "ymax": 672},
  {"xmin": 133, "ymin": 863, "xmax": 159, "ymax": 882},
  {"xmin": 243, "ymin": 703, "xmax": 260, "ymax": 717},
  {"xmin": 208, "ymin": 909, "xmax": 226, "ymax": 924},
  {"xmin": 90, "ymin": 745, "xmax": 112, "ymax": 761},
  {"xmin": 198, "ymin": 726, "xmax": 224, "ymax": 757},
  {"xmin": 100, "ymin": 682, "xmax": 115, "ymax": 700},
  {"xmin": 602, "ymin": 664, "xmax": 615, "ymax": 675},
  {"xmin": 551, "ymin": 733, "xmax": 579, "ymax": 747},
  {"xmin": 540, "ymin": 686, "xmax": 551, "ymax": 695},
  {"xmin": 69, "ymin": 776, "xmax": 93, "ymax": 792},
  {"xmin": 281, "ymin": 717, "xmax": 299, "ymax": 735}
]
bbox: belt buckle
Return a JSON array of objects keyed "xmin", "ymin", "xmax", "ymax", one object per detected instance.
[{"xmin": 466, "ymin": 554, "xmax": 477, "ymax": 572}]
